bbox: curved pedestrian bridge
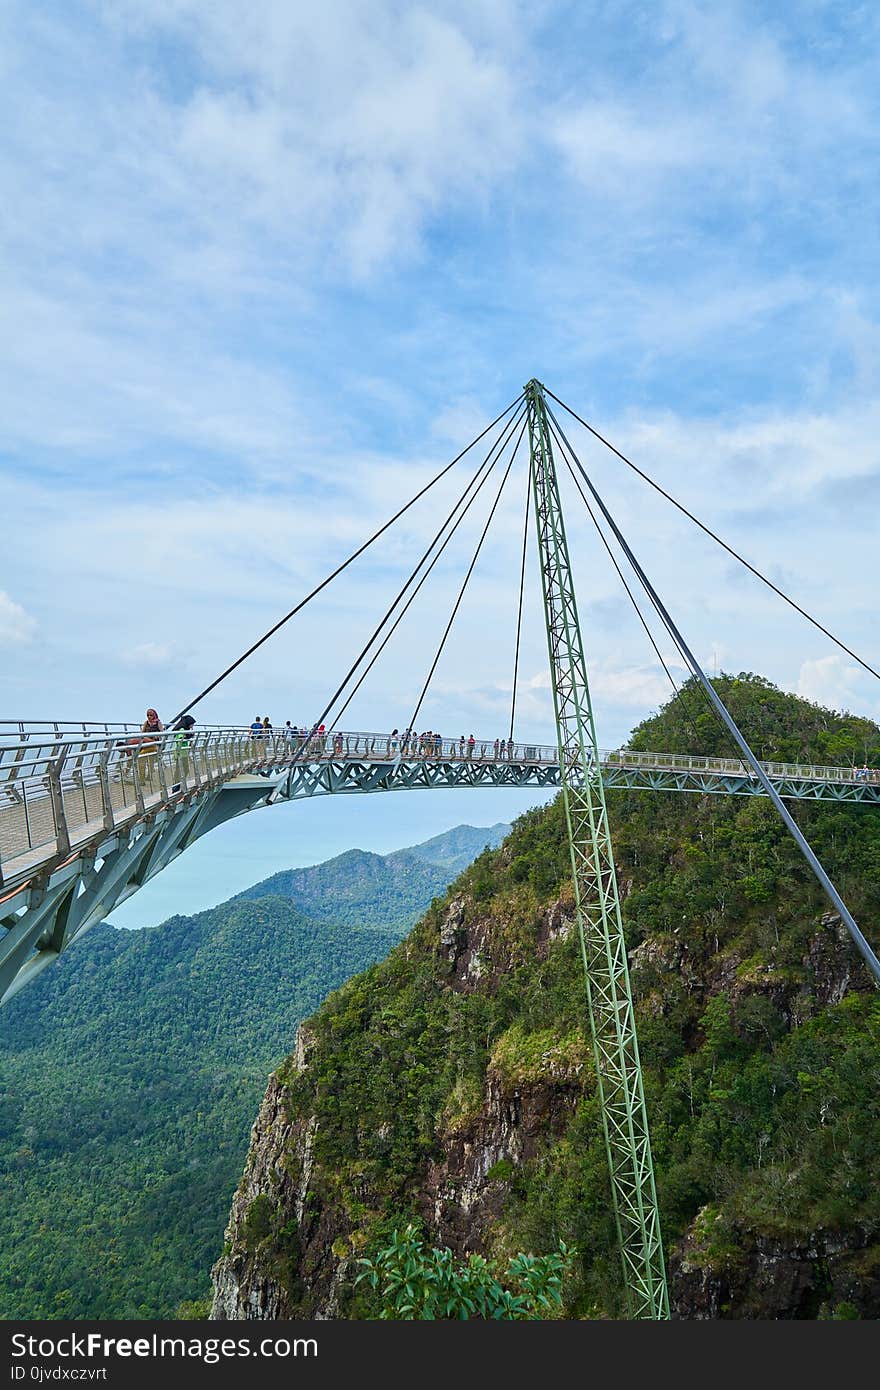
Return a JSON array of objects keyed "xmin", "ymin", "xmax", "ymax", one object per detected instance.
[
  {"xmin": 3, "ymin": 722, "xmax": 878, "ymax": 899},
  {"xmin": 2, "ymin": 722, "xmax": 878, "ymax": 1004}
]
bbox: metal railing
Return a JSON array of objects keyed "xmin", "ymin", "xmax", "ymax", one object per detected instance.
[
  {"xmin": 0, "ymin": 728, "xmax": 259, "ymax": 883},
  {"xmin": 601, "ymin": 747, "xmax": 880, "ymax": 784},
  {"xmin": 1, "ymin": 724, "xmax": 878, "ymax": 889},
  {"xmin": 0, "ymin": 719, "xmax": 236, "ymax": 746}
]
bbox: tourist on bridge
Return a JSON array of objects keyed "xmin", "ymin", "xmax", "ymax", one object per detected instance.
[
  {"xmin": 262, "ymin": 716, "xmax": 273, "ymax": 735},
  {"xmin": 467, "ymin": 734, "xmax": 475, "ymax": 759},
  {"xmin": 390, "ymin": 728, "xmax": 399, "ymax": 753},
  {"xmin": 250, "ymin": 716, "xmax": 263, "ymax": 739},
  {"xmin": 136, "ymin": 708, "xmax": 164, "ymax": 786},
  {"xmin": 171, "ymin": 714, "xmax": 195, "ymax": 789},
  {"xmin": 499, "ymin": 738, "xmax": 506, "ymax": 759},
  {"xmin": 458, "ymin": 735, "xmax": 465, "ymax": 758},
  {"xmin": 142, "ymin": 708, "xmax": 164, "ymax": 734}
]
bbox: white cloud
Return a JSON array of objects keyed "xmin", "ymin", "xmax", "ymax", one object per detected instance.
[
  {"xmin": 121, "ymin": 642, "xmax": 180, "ymax": 669},
  {"xmin": 591, "ymin": 663, "xmax": 676, "ymax": 710},
  {"xmin": 557, "ymin": 396, "xmax": 880, "ymax": 526},
  {"xmin": 553, "ymin": 104, "xmax": 704, "ymax": 191},
  {"xmin": 796, "ymin": 654, "xmax": 866, "ymax": 714},
  {"xmin": 0, "ymin": 592, "xmax": 36, "ymax": 646},
  {"xmin": 431, "ymin": 396, "xmax": 499, "ymax": 447},
  {"xmin": 525, "ymin": 661, "xmax": 678, "ymax": 710},
  {"xmin": 82, "ymin": 1, "xmax": 524, "ymax": 278},
  {"xmin": 1, "ymin": 0, "xmax": 878, "ymax": 756}
]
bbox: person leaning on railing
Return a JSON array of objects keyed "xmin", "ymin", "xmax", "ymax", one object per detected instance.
[{"xmin": 134, "ymin": 708, "xmax": 164, "ymax": 786}]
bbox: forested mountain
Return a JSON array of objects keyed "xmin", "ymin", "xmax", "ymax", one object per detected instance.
[
  {"xmin": 235, "ymin": 824, "xmax": 509, "ymax": 932},
  {"xmin": 399, "ymin": 824, "xmax": 511, "ymax": 876},
  {"xmin": 211, "ymin": 676, "xmax": 880, "ymax": 1321},
  {"xmin": 0, "ymin": 824, "xmax": 506, "ymax": 1319}
]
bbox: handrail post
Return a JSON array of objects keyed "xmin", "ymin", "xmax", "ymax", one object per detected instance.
[
  {"xmin": 156, "ymin": 739, "xmax": 170, "ymax": 800},
  {"xmin": 132, "ymin": 752, "xmax": 146, "ymax": 815},
  {"xmin": 47, "ymin": 755, "xmax": 71, "ymax": 858},
  {"xmin": 97, "ymin": 749, "xmax": 115, "ymax": 833}
]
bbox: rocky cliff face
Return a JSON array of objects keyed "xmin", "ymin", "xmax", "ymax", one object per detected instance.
[
  {"xmin": 211, "ymin": 1074, "xmax": 295, "ymax": 1321},
  {"xmin": 211, "ymin": 890, "xmax": 877, "ymax": 1320},
  {"xmin": 210, "ymin": 680, "xmax": 880, "ymax": 1320},
  {"xmin": 211, "ymin": 1024, "xmax": 349, "ymax": 1320},
  {"xmin": 210, "ymin": 892, "xmax": 585, "ymax": 1319},
  {"xmin": 671, "ymin": 1225, "xmax": 880, "ymax": 1320}
]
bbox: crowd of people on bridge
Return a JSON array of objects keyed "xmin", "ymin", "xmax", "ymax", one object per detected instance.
[
  {"xmin": 243, "ymin": 720, "xmax": 524, "ymax": 761},
  {"xmin": 131, "ymin": 707, "xmax": 532, "ymax": 764},
  {"xmin": 383, "ymin": 729, "xmax": 524, "ymax": 760},
  {"xmin": 248, "ymin": 717, "xmax": 325, "ymax": 748},
  {"xmin": 233, "ymin": 719, "xmax": 541, "ymax": 763},
  {"xmin": 128, "ymin": 709, "xmax": 880, "ymax": 788},
  {"xmin": 117, "ymin": 709, "xmax": 547, "ymax": 801}
]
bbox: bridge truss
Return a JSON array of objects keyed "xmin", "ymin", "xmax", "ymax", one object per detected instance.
[
  {"xmin": 526, "ymin": 379, "xmax": 668, "ymax": 1316},
  {"xmin": 3, "ymin": 727, "xmax": 877, "ymax": 1010}
]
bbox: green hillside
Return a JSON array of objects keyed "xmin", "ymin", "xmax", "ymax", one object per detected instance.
[
  {"xmin": 0, "ymin": 825, "xmax": 505, "ymax": 1319},
  {"xmin": 398, "ymin": 823, "xmax": 511, "ymax": 876},
  {"xmin": 215, "ymin": 676, "xmax": 880, "ymax": 1320},
  {"xmin": 235, "ymin": 821, "xmax": 508, "ymax": 932}
]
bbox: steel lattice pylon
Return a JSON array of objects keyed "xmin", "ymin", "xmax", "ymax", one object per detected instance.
[{"xmin": 525, "ymin": 379, "xmax": 669, "ymax": 1319}]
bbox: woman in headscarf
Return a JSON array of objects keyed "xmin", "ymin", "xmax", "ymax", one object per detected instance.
[
  {"xmin": 138, "ymin": 708, "xmax": 165, "ymax": 787},
  {"xmin": 142, "ymin": 708, "xmax": 164, "ymax": 734}
]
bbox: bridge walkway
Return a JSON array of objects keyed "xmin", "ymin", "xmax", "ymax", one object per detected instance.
[{"xmin": 2, "ymin": 725, "xmax": 879, "ymax": 899}]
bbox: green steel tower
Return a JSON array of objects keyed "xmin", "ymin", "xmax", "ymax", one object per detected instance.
[{"xmin": 525, "ymin": 379, "xmax": 669, "ymax": 1319}]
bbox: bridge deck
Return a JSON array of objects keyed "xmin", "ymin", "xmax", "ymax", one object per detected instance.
[{"xmin": 2, "ymin": 726, "xmax": 878, "ymax": 897}]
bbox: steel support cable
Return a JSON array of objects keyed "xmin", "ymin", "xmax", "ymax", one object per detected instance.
[
  {"xmin": 548, "ymin": 412, "xmax": 795, "ymax": 765},
  {"xmin": 240, "ymin": 411, "xmax": 522, "ymax": 800},
  {"xmin": 170, "ymin": 393, "xmax": 525, "ymax": 724},
  {"xmin": 549, "ymin": 413, "xmax": 797, "ymax": 767},
  {"xmin": 544, "ymin": 400, "xmax": 880, "ymax": 986},
  {"xmin": 330, "ymin": 408, "xmax": 527, "ymax": 728},
  {"xmin": 546, "ymin": 418, "xmax": 721, "ymax": 754},
  {"xmin": 408, "ymin": 417, "xmax": 528, "ymax": 736},
  {"xmin": 280, "ymin": 410, "xmax": 525, "ymax": 782},
  {"xmin": 508, "ymin": 465, "xmax": 531, "ymax": 745},
  {"xmin": 546, "ymin": 389, "xmax": 880, "ymax": 686},
  {"xmin": 312, "ymin": 404, "xmax": 526, "ymax": 730}
]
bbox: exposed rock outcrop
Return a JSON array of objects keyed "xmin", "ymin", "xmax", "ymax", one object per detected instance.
[
  {"xmin": 210, "ymin": 872, "xmax": 876, "ymax": 1320},
  {"xmin": 210, "ymin": 1071, "xmax": 299, "ymax": 1320},
  {"xmin": 671, "ymin": 1220, "xmax": 880, "ymax": 1319},
  {"xmin": 209, "ymin": 682, "xmax": 880, "ymax": 1321}
]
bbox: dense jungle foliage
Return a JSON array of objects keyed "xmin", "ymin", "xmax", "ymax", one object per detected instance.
[
  {"xmin": 265, "ymin": 676, "xmax": 880, "ymax": 1318},
  {"xmin": 0, "ymin": 826, "xmax": 503, "ymax": 1319}
]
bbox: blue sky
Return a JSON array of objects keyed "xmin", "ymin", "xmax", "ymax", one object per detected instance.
[{"xmin": 2, "ymin": 1, "xmax": 879, "ymax": 925}]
